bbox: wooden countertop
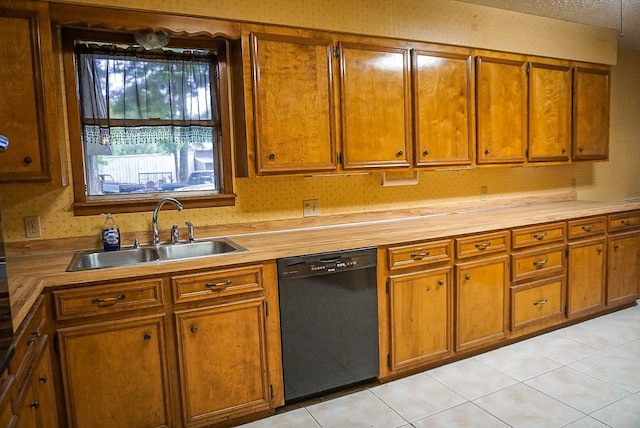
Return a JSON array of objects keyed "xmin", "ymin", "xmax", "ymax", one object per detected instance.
[{"xmin": 6, "ymin": 196, "xmax": 640, "ymax": 329}]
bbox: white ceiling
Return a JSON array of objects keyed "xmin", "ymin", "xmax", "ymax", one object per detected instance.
[{"xmin": 455, "ymin": 0, "xmax": 640, "ymax": 50}]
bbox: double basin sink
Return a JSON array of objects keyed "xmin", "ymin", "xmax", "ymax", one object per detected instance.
[{"xmin": 66, "ymin": 238, "xmax": 247, "ymax": 272}]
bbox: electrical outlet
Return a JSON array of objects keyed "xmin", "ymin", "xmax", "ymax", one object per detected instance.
[
  {"xmin": 303, "ymin": 199, "xmax": 319, "ymax": 217},
  {"xmin": 481, "ymin": 186, "xmax": 488, "ymax": 201},
  {"xmin": 24, "ymin": 215, "xmax": 41, "ymax": 238}
]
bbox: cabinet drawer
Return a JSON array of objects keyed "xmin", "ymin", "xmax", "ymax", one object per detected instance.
[
  {"xmin": 171, "ymin": 265, "xmax": 263, "ymax": 304},
  {"xmin": 568, "ymin": 217, "xmax": 606, "ymax": 239},
  {"xmin": 456, "ymin": 231, "xmax": 509, "ymax": 259},
  {"xmin": 53, "ymin": 278, "xmax": 164, "ymax": 321},
  {"xmin": 387, "ymin": 239, "xmax": 452, "ymax": 270},
  {"xmin": 512, "ymin": 244, "xmax": 566, "ymax": 282},
  {"xmin": 9, "ymin": 296, "xmax": 46, "ymax": 378},
  {"xmin": 512, "ymin": 222, "xmax": 566, "ymax": 249},
  {"xmin": 608, "ymin": 211, "xmax": 640, "ymax": 233},
  {"xmin": 511, "ymin": 276, "xmax": 565, "ymax": 331}
]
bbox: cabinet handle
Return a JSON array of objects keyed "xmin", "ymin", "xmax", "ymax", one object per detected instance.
[
  {"xmin": 465, "ymin": 274, "xmax": 471, "ymax": 281},
  {"xmin": 92, "ymin": 294, "xmax": 125, "ymax": 305},
  {"xmin": 533, "ymin": 232, "xmax": 547, "ymax": 240},
  {"xmin": 532, "ymin": 259, "xmax": 548, "ymax": 267},
  {"xmin": 621, "ymin": 219, "xmax": 632, "ymax": 225},
  {"xmin": 190, "ymin": 325, "xmax": 198, "ymax": 333},
  {"xmin": 26, "ymin": 330, "xmax": 40, "ymax": 347},
  {"xmin": 23, "ymin": 156, "xmax": 32, "ymax": 164},
  {"xmin": 205, "ymin": 279, "xmax": 232, "ymax": 290},
  {"xmin": 533, "ymin": 299, "xmax": 548, "ymax": 306},
  {"xmin": 396, "ymin": 150, "xmax": 404, "ymax": 157},
  {"xmin": 410, "ymin": 251, "xmax": 430, "ymax": 260},
  {"xmin": 38, "ymin": 375, "xmax": 48, "ymax": 384},
  {"xmin": 143, "ymin": 333, "xmax": 152, "ymax": 341},
  {"xmin": 29, "ymin": 401, "xmax": 39, "ymax": 409},
  {"xmin": 581, "ymin": 225, "xmax": 593, "ymax": 232},
  {"xmin": 475, "ymin": 242, "xmax": 491, "ymax": 250},
  {"xmin": 438, "ymin": 279, "xmax": 444, "ymax": 286}
]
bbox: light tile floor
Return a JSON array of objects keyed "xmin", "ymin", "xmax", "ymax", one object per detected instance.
[{"xmin": 240, "ymin": 303, "xmax": 640, "ymax": 428}]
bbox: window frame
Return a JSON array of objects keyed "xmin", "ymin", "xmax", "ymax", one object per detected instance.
[{"xmin": 61, "ymin": 27, "xmax": 236, "ymax": 215}]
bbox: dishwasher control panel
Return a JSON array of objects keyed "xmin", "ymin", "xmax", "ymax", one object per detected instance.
[{"xmin": 277, "ymin": 247, "xmax": 377, "ymax": 278}]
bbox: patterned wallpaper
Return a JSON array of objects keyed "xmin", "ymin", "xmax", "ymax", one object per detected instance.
[{"xmin": 0, "ymin": 0, "xmax": 637, "ymax": 243}]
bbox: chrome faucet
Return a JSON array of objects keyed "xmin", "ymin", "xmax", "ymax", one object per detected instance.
[{"xmin": 152, "ymin": 197, "xmax": 183, "ymax": 245}]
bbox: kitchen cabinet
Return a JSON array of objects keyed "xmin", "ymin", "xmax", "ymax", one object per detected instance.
[
  {"xmin": 572, "ymin": 65, "xmax": 610, "ymax": 161},
  {"xmin": 607, "ymin": 211, "xmax": 640, "ymax": 307},
  {"xmin": 475, "ymin": 55, "xmax": 527, "ymax": 164},
  {"xmin": 0, "ymin": 0, "xmax": 63, "ymax": 182},
  {"xmin": 413, "ymin": 48, "xmax": 473, "ymax": 166},
  {"xmin": 339, "ymin": 41, "xmax": 412, "ymax": 169},
  {"xmin": 454, "ymin": 231, "xmax": 510, "ymax": 351},
  {"xmin": 567, "ymin": 217, "xmax": 607, "ymax": 319},
  {"xmin": 171, "ymin": 265, "xmax": 271, "ymax": 427},
  {"xmin": 386, "ymin": 239, "xmax": 453, "ymax": 372},
  {"xmin": 528, "ymin": 61, "xmax": 572, "ymax": 162},
  {"xmin": 54, "ymin": 279, "xmax": 172, "ymax": 428},
  {"xmin": 249, "ymin": 32, "xmax": 337, "ymax": 174}
]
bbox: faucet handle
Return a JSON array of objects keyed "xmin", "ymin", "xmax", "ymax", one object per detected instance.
[
  {"xmin": 185, "ymin": 221, "xmax": 195, "ymax": 243},
  {"xmin": 126, "ymin": 238, "xmax": 140, "ymax": 249},
  {"xmin": 171, "ymin": 225, "xmax": 180, "ymax": 245}
]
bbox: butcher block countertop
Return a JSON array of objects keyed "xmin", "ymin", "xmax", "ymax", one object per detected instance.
[{"xmin": 6, "ymin": 193, "xmax": 640, "ymax": 329}]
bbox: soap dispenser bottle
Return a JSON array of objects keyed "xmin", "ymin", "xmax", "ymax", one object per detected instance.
[{"xmin": 102, "ymin": 213, "xmax": 120, "ymax": 252}]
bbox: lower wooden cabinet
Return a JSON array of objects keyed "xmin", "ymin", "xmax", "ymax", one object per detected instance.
[
  {"xmin": 388, "ymin": 267, "xmax": 452, "ymax": 371},
  {"xmin": 57, "ymin": 315, "xmax": 172, "ymax": 428},
  {"xmin": 607, "ymin": 230, "xmax": 640, "ymax": 306},
  {"xmin": 455, "ymin": 255, "xmax": 509, "ymax": 351},
  {"xmin": 510, "ymin": 276, "xmax": 565, "ymax": 333},
  {"xmin": 175, "ymin": 298, "xmax": 271, "ymax": 426},
  {"xmin": 567, "ymin": 236, "xmax": 607, "ymax": 319}
]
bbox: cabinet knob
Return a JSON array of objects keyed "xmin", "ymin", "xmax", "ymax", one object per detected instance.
[
  {"xmin": 396, "ymin": 150, "xmax": 404, "ymax": 157},
  {"xmin": 578, "ymin": 146, "xmax": 584, "ymax": 152},
  {"xmin": 465, "ymin": 274, "xmax": 471, "ymax": 281},
  {"xmin": 597, "ymin": 247, "xmax": 603, "ymax": 254},
  {"xmin": 268, "ymin": 153, "xmax": 276, "ymax": 160},
  {"xmin": 143, "ymin": 333, "xmax": 152, "ymax": 341},
  {"xmin": 561, "ymin": 148, "xmax": 566, "ymax": 154},
  {"xmin": 423, "ymin": 149, "xmax": 430, "ymax": 156},
  {"xmin": 38, "ymin": 375, "xmax": 48, "ymax": 384},
  {"xmin": 23, "ymin": 156, "xmax": 32, "ymax": 164},
  {"xmin": 614, "ymin": 243, "xmax": 619, "ymax": 250},
  {"xmin": 438, "ymin": 279, "xmax": 444, "ymax": 286},
  {"xmin": 484, "ymin": 149, "xmax": 490, "ymax": 155},
  {"xmin": 190, "ymin": 325, "xmax": 198, "ymax": 333},
  {"xmin": 29, "ymin": 400, "xmax": 40, "ymax": 409}
]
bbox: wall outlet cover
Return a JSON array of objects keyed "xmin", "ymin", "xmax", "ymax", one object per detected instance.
[
  {"xmin": 303, "ymin": 199, "xmax": 319, "ymax": 217},
  {"xmin": 24, "ymin": 215, "xmax": 41, "ymax": 238}
]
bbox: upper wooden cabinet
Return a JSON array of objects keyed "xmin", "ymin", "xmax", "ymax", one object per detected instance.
[
  {"xmin": 528, "ymin": 62, "xmax": 572, "ymax": 161},
  {"xmin": 250, "ymin": 33, "xmax": 337, "ymax": 174},
  {"xmin": 413, "ymin": 49, "xmax": 473, "ymax": 166},
  {"xmin": 572, "ymin": 65, "xmax": 610, "ymax": 161},
  {"xmin": 0, "ymin": 1, "xmax": 63, "ymax": 183},
  {"xmin": 339, "ymin": 42, "xmax": 412, "ymax": 169},
  {"xmin": 475, "ymin": 55, "xmax": 528, "ymax": 164}
]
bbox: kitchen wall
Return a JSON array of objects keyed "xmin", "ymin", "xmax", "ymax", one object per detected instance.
[{"xmin": 0, "ymin": 0, "xmax": 638, "ymax": 245}]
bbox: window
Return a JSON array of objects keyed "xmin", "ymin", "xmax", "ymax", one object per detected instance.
[{"xmin": 62, "ymin": 29, "xmax": 236, "ymax": 215}]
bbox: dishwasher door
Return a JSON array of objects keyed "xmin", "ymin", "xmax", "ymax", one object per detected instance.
[{"xmin": 277, "ymin": 247, "xmax": 379, "ymax": 403}]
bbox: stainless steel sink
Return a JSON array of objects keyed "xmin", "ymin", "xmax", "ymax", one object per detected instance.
[
  {"xmin": 157, "ymin": 238, "xmax": 246, "ymax": 260},
  {"xmin": 66, "ymin": 238, "xmax": 246, "ymax": 271},
  {"xmin": 66, "ymin": 247, "xmax": 160, "ymax": 272}
]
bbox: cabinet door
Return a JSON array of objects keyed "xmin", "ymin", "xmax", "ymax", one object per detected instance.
[
  {"xmin": 528, "ymin": 62, "xmax": 571, "ymax": 161},
  {"xmin": 57, "ymin": 315, "xmax": 171, "ymax": 428},
  {"xmin": 32, "ymin": 339, "xmax": 58, "ymax": 428},
  {"xmin": 455, "ymin": 256, "xmax": 509, "ymax": 351},
  {"xmin": 0, "ymin": 4, "xmax": 60, "ymax": 181},
  {"xmin": 572, "ymin": 66, "xmax": 609, "ymax": 160},
  {"xmin": 339, "ymin": 42, "xmax": 412, "ymax": 169},
  {"xmin": 567, "ymin": 237, "xmax": 606, "ymax": 318},
  {"xmin": 608, "ymin": 231, "xmax": 640, "ymax": 307},
  {"xmin": 175, "ymin": 298, "xmax": 270, "ymax": 426},
  {"xmin": 414, "ymin": 50, "xmax": 472, "ymax": 166},
  {"xmin": 389, "ymin": 267, "xmax": 452, "ymax": 371},
  {"xmin": 250, "ymin": 33, "xmax": 337, "ymax": 174},
  {"xmin": 476, "ymin": 56, "xmax": 527, "ymax": 164}
]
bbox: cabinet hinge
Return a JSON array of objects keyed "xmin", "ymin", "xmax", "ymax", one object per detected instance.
[
  {"xmin": 54, "ymin": 332, "xmax": 59, "ymax": 354},
  {"xmin": 525, "ymin": 147, "xmax": 529, "ymax": 158},
  {"xmin": 386, "ymin": 279, "xmax": 390, "ymax": 294},
  {"xmin": 387, "ymin": 354, "xmax": 391, "ymax": 368},
  {"xmin": 337, "ymin": 152, "xmax": 343, "ymax": 165},
  {"xmin": 270, "ymin": 384, "xmax": 274, "ymax": 400},
  {"xmin": 565, "ymin": 248, "xmax": 569, "ymax": 258},
  {"xmin": 333, "ymin": 46, "xmax": 340, "ymax": 58},
  {"xmin": 265, "ymin": 301, "xmax": 269, "ymax": 317},
  {"xmin": 525, "ymin": 63, "xmax": 530, "ymax": 76}
]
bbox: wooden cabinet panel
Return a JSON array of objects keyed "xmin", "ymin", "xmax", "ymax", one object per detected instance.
[
  {"xmin": 568, "ymin": 216, "xmax": 606, "ymax": 239},
  {"xmin": 511, "ymin": 276, "xmax": 565, "ymax": 331},
  {"xmin": 511, "ymin": 244, "xmax": 565, "ymax": 283},
  {"xmin": 572, "ymin": 66, "xmax": 610, "ymax": 160},
  {"xmin": 389, "ymin": 267, "xmax": 452, "ymax": 371},
  {"xmin": 30, "ymin": 338, "xmax": 58, "ymax": 428},
  {"xmin": 456, "ymin": 231, "xmax": 509, "ymax": 259},
  {"xmin": 608, "ymin": 211, "xmax": 640, "ymax": 233},
  {"xmin": 250, "ymin": 33, "xmax": 337, "ymax": 174},
  {"xmin": 607, "ymin": 230, "xmax": 640, "ymax": 307},
  {"xmin": 528, "ymin": 62, "xmax": 571, "ymax": 161},
  {"xmin": 512, "ymin": 222, "xmax": 566, "ymax": 249},
  {"xmin": 339, "ymin": 42, "xmax": 412, "ymax": 169},
  {"xmin": 171, "ymin": 265, "xmax": 263, "ymax": 304},
  {"xmin": 413, "ymin": 50, "xmax": 472, "ymax": 166},
  {"xmin": 567, "ymin": 237, "xmax": 606, "ymax": 318},
  {"xmin": 58, "ymin": 315, "xmax": 172, "ymax": 428},
  {"xmin": 175, "ymin": 298, "xmax": 270, "ymax": 426},
  {"xmin": 387, "ymin": 239, "xmax": 452, "ymax": 271},
  {"xmin": 455, "ymin": 256, "xmax": 508, "ymax": 351},
  {"xmin": 476, "ymin": 56, "xmax": 527, "ymax": 164}
]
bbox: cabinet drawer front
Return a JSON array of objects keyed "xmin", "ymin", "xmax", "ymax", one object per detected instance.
[
  {"xmin": 388, "ymin": 239, "xmax": 452, "ymax": 270},
  {"xmin": 568, "ymin": 217, "xmax": 606, "ymax": 239},
  {"xmin": 171, "ymin": 265, "xmax": 263, "ymax": 304},
  {"xmin": 608, "ymin": 211, "xmax": 640, "ymax": 233},
  {"xmin": 512, "ymin": 244, "xmax": 566, "ymax": 282},
  {"xmin": 456, "ymin": 231, "xmax": 509, "ymax": 259},
  {"xmin": 9, "ymin": 296, "xmax": 46, "ymax": 378},
  {"xmin": 511, "ymin": 276, "xmax": 565, "ymax": 330},
  {"xmin": 512, "ymin": 223, "xmax": 566, "ymax": 249},
  {"xmin": 53, "ymin": 278, "xmax": 164, "ymax": 321}
]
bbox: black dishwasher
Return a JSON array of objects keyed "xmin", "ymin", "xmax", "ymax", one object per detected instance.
[{"xmin": 277, "ymin": 247, "xmax": 379, "ymax": 403}]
